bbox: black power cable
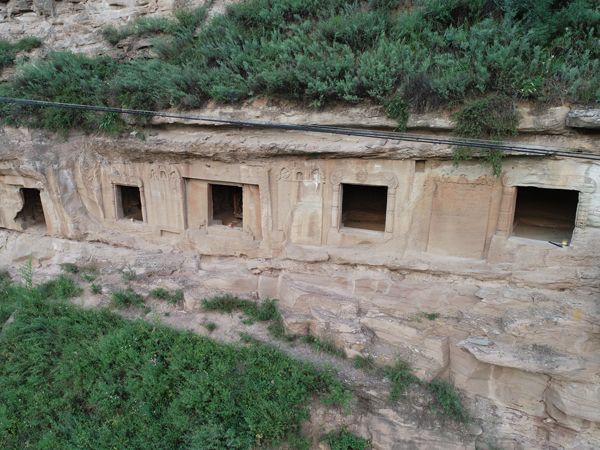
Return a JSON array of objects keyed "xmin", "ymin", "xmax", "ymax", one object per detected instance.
[{"xmin": 1, "ymin": 97, "xmax": 600, "ymax": 162}]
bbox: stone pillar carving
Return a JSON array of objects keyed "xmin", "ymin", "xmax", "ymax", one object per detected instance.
[{"xmin": 495, "ymin": 185, "xmax": 516, "ymax": 238}]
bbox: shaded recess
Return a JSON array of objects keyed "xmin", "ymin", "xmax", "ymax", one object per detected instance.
[
  {"xmin": 116, "ymin": 185, "xmax": 143, "ymax": 221},
  {"xmin": 14, "ymin": 188, "xmax": 47, "ymax": 233},
  {"xmin": 211, "ymin": 184, "xmax": 243, "ymax": 228},
  {"xmin": 512, "ymin": 187, "xmax": 578, "ymax": 242},
  {"xmin": 341, "ymin": 184, "xmax": 387, "ymax": 232}
]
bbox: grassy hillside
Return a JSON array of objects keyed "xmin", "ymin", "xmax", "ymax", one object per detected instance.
[{"xmin": 0, "ymin": 270, "xmax": 351, "ymax": 449}]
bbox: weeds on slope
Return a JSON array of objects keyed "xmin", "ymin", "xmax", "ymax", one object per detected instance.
[
  {"xmin": 203, "ymin": 294, "xmax": 347, "ymax": 357},
  {"xmin": 0, "ymin": 265, "xmax": 352, "ymax": 449}
]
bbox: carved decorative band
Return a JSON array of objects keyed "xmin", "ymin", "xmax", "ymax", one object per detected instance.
[
  {"xmin": 108, "ymin": 173, "xmax": 143, "ymax": 187},
  {"xmin": 433, "ymin": 174, "xmax": 495, "ymax": 186},
  {"xmin": 150, "ymin": 165, "xmax": 181, "ymax": 182},
  {"xmin": 330, "ymin": 170, "xmax": 398, "ymax": 188},
  {"xmin": 502, "ymin": 172, "xmax": 596, "ymax": 193}
]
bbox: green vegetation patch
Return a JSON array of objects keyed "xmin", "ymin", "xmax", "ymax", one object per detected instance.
[
  {"xmin": 0, "ymin": 276, "xmax": 351, "ymax": 449},
  {"xmin": 1, "ymin": 0, "xmax": 599, "ymax": 138},
  {"xmin": 0, "ymin": 36, "xmax": 41, "ymax": 71},
  {"xmin": 320, "ymin": 425, "xmax": 371, "ymax": 449}
]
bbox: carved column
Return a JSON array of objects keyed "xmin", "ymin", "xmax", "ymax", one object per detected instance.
[{"xmin": 495, "ymin": 185, "xmax": 516, "ymax": 237}]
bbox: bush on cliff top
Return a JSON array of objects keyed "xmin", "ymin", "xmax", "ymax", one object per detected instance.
[{"xmin": 0, "ymin": 0, "xmax": 598, "ymax": 133}]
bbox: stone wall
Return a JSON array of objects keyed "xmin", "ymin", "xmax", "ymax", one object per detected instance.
[{"xmin": 0, "ymin": 119, "xmax": 599, "ymax": 449}]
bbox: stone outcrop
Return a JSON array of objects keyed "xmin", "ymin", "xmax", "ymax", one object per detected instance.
[{"xmin": 567, "ymin": 110, "xmax": 600, "ymax": 130}]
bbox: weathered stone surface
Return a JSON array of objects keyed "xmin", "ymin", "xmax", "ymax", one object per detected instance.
[
  {"xmin": 546, "ymin": 380, "xmax": 600, "ymax": 425},
  {"xmin": 566, "ymin": 110, "xmax": 600, "ymax": 129},
  {"xmin": 457, "ymin": 340, "xmax": 595, "ymax": 382}
]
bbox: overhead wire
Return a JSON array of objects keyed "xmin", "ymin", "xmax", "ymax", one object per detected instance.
[{"xmin": 1, "ymin": 97, "xmax": 599, "ymax": 162}]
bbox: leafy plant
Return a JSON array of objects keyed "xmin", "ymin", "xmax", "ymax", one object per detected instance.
[
  {"xmin": 150, "ymin": 287, "xmax": 170, "ymax": 299},
  {"xmin": 313, "ymin": 334, "xmax": 347, "ymax": 359},
  {"xmin": 60, "ymin": 262, "xmax": 79, "ymax": 274},
  {"xmin": 117, "ymin": 262, "xmax": 137, "ymax": 280},
  {"xmin": 427, "ymin": 379, "xmax": 469, "ymax": 423},
  {"xmin": 383, "ymin": 357, "xmax": 420, "ymax": 402},
  {"xmin": 452, "ymin": 94, "xmax": 521, "ymax": 176},
  {"xmin": 239, "ymin": 332, "xmax": 261, "ymax": 345},
  {"xmin": 90, "ymin": 283, "xmax": 102, "ymax": 295},
  {"xmin": 353, "ymin": 354, "xmax": 378, "ymax": 373},
  {"xmin": 300, "ymin": 334, "xmax": 317, "ymax": 344},
  {"xmin": 320, "ymin": 425, "xmax": 370, "ymax": 450},
  {"xmin": 18, "ymin": 256, "xmax": 35, "ymax": 291},
  {"xmin": 203, "ymin": 322, "xmax": 217, "ymax": 333},
  {"xmin": 110, "ymin": 287, "xmax": 145, "ymax": 308}
]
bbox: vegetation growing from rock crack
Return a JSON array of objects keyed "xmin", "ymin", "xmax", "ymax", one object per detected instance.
[{"xmin": 0, "ymin": 268, "xmax": 353, "ymax": 449}]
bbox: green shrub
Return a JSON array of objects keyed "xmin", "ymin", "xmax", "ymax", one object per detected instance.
[
  {"xmin": 0, "ymin": 36, "xmax": 41, "ymax": 71},
  {"xmin": 384, "ymin": 357, "xmax": 420, "ymax": 402},
  {"xmin": 452, "ymin": 94, "xmax": 521, "ymax": 176},
  {"xmin": 313, "ymin": 334, "xmax": 346, "ymax": 359},
  {"xmin": 90, "ymin": 283, "xmax": 102, "ymax": 295},
  {"xmin": 353, "ymin": 354, "xmax": 377, "ymax": 373},
  {"xmin": 110, "ymin": 287, "xmax": 145, "ymax": 308},
  {"xmin": 60, "ymin": 262, "xmax": 79, "ymax": 274},
  {"xmin": 203, "ymin": 322, "xmax": 217, "ymax": 333},
  {"xmin": 150, "ymin": 287, "xmax": 170, "ymax": 299},
  {"xmin": 320, "ymin": 425, "xmax": 370, "ymax": 449},
  {"xmin": 427, "ymin": 379, "xmax": 469, "ymax": 423}
]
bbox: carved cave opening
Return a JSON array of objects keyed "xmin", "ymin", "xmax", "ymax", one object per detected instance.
[
  {"xmin": 341, "ymin": 183, "xmax": 387, "ymax": 232},
  {"xmin": 116, "ymin": 185, "xmax": 143, "ymax": 221},
  {"xmin": 512, "ymin": 187, "xmax": 579, "ymax": 242},
  {"xmin": 14, "ymin": 188, "xmax": 47, "ymax": 233},
  {"xmin": 211, "ymin": 184, "xmax": 243, "ymax": 228}
]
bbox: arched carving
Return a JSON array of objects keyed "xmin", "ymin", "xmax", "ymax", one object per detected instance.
[{"xmin": 278, "ymin": 162, "xmax": 325, "ymax": 184}]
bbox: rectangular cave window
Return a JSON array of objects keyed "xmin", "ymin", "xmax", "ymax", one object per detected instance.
[
  {"xmin": 512, "ymin": 187, "xmax": 579, "ymax": 242},
  {"xmin": 210, "ymin": 184, "xmax": 243, "ymax": 228},
  {"xmin": 341, "ymin": 183, "xmax": 388, "ymax": 232},
  {"xmin": 14, "ymin": 188, "xmax": 47, "ymax": 233},
  {"xmin": 116, "ymin": 185, "xmax": 143, "ymax": 221}
]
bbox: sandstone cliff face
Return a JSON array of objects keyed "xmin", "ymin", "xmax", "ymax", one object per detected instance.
[{"xmin": 1, "ymin": 2, "xmax": 600, "ymax": 450}]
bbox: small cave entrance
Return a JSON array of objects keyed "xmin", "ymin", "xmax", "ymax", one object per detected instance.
[
  {"xmin": 14, "ymin": 188, "xmax": 47, "ymax": 233},
  {"xmin": 210, "ymin": 184, "xmax": 243, "ymax": 228},
  {"xmin": 341, "ymin": 184, "xmax": 388, "ymax": 232},
  {"xmin": 512, "ymin": 187, "xmax": 579, "ymax": 242},
  {"xmin": 116, "ymin": 185, "xmax": 143, "ymax": 222}
]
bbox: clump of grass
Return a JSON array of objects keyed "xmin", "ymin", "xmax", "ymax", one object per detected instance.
[
  {"xmin": 384, "ymin": 357, "xmax": 420, "ymax": 402},
  {"xmin": 202, "ymin": 295, "xmax": 295, "ymax": 341},
  {"xmin": 0, "ymin": 281, "xmax": 352, "ymax": 449},
  {"xmin": 202, "ymin": 322, "xmax": 217, "ymax": 333},
  {"xmin": 110, "ymin": 287, "xmax": 144, "ymax": 308},
  {"xmin": 239, "ymin": 332, "xmax": 261, "ymax": 346},
  {"xmin": 300, "ymin": 334, "xmax": 317, "ymax": 344},
  {"xmin": 60, "ymin": 262, "xmax": 79, "ymax": 274},
  {"xmin": 427, "ymin": 379, "xmax": 469, "ymax": 423},
  {"xmin": 0, "ymin": 36, "xmax": 41, "ymax": 71},
  {"xmin": 353, "ymin": 354, "xmax": 378, "ymax": 373},
  {"xmin": 90, "ymin": 283, "xmax": 102, "ymax": 295},
  {"xmin": 150, "ymin": 287, "xmax": 169, "ymax": 299},
  {"xmin": 313, "ymin": 334, "xmax": 346, "ymax": 359},
  {"xmin": 38, "ymin": 275, "xmax": 83, "ymax": 301},
  {"xmin": 117, "ymin": 262, "xmax": 136, "ymax": 280},
  {"xmin": 320, "ymin": 425, "xmax": 370, "ymax": 450},
  {"xmin": 151, "ymin": 287, "xmax": 184, "ymax": 305},
  {"xmin": 241, "ymin": 318, "xmax": 255, "ymax": 325}
]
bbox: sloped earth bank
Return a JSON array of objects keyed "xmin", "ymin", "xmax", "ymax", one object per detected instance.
[{"xmin": 0, "ymin": 229, "xmax": 598, "ymax": 450}]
